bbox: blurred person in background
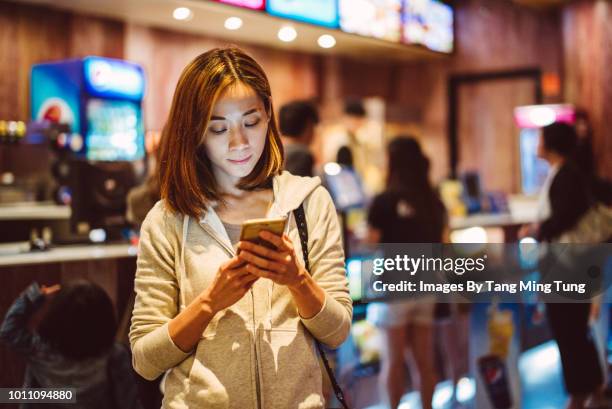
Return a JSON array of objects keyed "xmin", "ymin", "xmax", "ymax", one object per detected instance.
[
  {"xmin": 0, "ymin": 280, "xmax": 142, "ymax": 409},
  {"xmin": 365, "ymin": 137, "xmax": 447, "ymax": 409},
  {"xmin": 279, "ymin": 100, "xmax": 319, "ymax": 177},
  {"xmin": 319, "ymin": 99, "xmax": 385, "ymax": 194},
  {"xmin": 126, "ymin": 131, "xmax": 162, "ymax": 228},
  {"xmin": 534, "ymin": 122, "xmax": 605, "ymax": 409}
]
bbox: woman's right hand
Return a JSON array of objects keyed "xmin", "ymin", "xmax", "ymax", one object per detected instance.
[
  {"xmin": 200, "ymin": 256, "xmax": 259, "ymax": 314},
  {"xmin": 169, "ymin": 256, "xmax": 259, "ymax": 353}
]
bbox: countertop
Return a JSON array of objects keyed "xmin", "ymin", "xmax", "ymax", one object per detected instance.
[{"xmin": 0, "ymin": 243, "xmax": 138, "ymax": 267}]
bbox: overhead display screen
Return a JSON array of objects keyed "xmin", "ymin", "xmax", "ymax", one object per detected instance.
[
  {"xmin": 339, "ymin": 0, "xmax": 402, "ymax": 42},
  {"xmin": 402, "ymin": 0, "xmax": 454, "ymax": 53},
  {"xmin": 216, "ymin": 0, "xmax": 265, "ymax": 10},
  {"xmin": 266, "ymin": 0, "xmax": 338, "ymax": 28}
]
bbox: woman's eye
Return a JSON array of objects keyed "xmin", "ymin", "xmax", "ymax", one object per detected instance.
[
  {"xmin": 210, "ymin": 128, "xmax": 227, "ymax": 135},
  {"xmin": 245, "ymin": 118, "xmax": 260, "ymax": 127}
]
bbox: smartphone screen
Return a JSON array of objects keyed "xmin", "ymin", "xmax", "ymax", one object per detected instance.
[{"xmin": 240, "ymin": 216, "xmax": 287, "ymax": 249}]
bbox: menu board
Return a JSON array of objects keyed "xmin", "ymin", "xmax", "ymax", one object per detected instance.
[
  {"xmin": 216, "ymin": 0, "xmax": 265, "ymax": 10},
  {"xmin": 402, "ymin": 0, "xmax": 454, "ymax": 53},
  {"xmin": 339, "ymin": 0, "xmax": 402, "ymax": 42},
  {"xmin": 266, "ymin": 0, "xmax": 338, "ymax": 28}
]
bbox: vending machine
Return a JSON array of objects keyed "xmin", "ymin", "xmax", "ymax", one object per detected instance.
[
  {"xmin": 31, "ymin": 57, "xmax": 146, "ymax": 239},
  {"xmin": 31, "ymin": 56, "xmax": 145, "ymax": 161}
]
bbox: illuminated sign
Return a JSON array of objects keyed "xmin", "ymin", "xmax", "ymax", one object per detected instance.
[
  {"xmin": 403, "ymin": 0, "xmax": 454, "ymax": 53},
  {"xmin": 266, "ymin": 0, "xmax": 338, "ymax": 28},
  {"xmin": 339, "ymin": 0, "xmax": 402, "ymax": 42},
  {"xmin": 216, "ymin": 0, "xmax": 265, "ymax": 10},
  {"xmin": 514, "ymin": 104, "xmax": 576, "ymax": 129},
  {"xmin": 84, "ymin": 57, "xmax": 145, "ymax": 101}
]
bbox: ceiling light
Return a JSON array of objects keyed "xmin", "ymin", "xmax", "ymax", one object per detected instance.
[
  {"xmin": 173, "ymin": 7, "xmax": 192, "ymax": 21},
  {"xmin": 224, "ymin": 16, "xmax": 243, "ymax": 30},
  {"xmin": 278, "ymin": 26, "xmax": 297, "ymax": 42},
  {"xmin": 318, "ymin": 34, "xmax": 336, "ymax": 49}
]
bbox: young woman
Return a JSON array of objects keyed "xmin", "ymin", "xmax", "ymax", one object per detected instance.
[
  {"xmin": 129, "ymin": 47, "xmax": 352, "ymax": 409},
  {"xmin": 365, "ymin": 137, "xmax": 447, "ymax": 409}
]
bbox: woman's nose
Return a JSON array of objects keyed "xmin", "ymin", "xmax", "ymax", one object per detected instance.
[{"xmin": 228, "ymin": 126, "xmax": 249, "ymax": 150}]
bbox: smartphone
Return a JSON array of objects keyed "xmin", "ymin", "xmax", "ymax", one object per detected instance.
[{"xmin": 240, "ymin": 216, "xmax": 288, "ymax": 249}]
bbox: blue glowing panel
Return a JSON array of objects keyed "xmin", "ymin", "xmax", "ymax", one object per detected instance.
[
  {"xmin": 266, "ymin": 0, "xmax": 338, "ymax": 28},
  {"xmin": 83, "ymin": 57, "xmax": 145, "ymax": 101},
  {"xmin": 86, "ymin": 99, "xmax": 145, "ymax": 161},
  {"xmin": 31, "ymin": 60, "xmax": 82, "ymax": 133},
  {"xmin": 403, "ymin": 0, "xmax": 454, "ymax": 53},
  {"xmin": 519, "ymin": 128, "xmax": 549, "ymax": 196},
  {"xmin": 339, "ymin": 0, "xmax": 402, "ymax": 42}
]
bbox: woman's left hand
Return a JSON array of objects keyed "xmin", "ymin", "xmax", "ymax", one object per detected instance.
[{"xmin": 237, "ymin": 231, "xmax": 307, "ymax": 289}]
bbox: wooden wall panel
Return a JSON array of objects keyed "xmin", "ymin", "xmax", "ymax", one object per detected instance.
[
  {"xmin": 124, "ymin": 24, "xmax": 319, "ymax": 131},
  {"xmin": 458, "ymin": 79, "xmax": 534, "ymax": 193},
  {"xmin": 0, "ymin": 2, "xmax": 124, "ymax": 121},
  {"xmin": 562, "ymin": 0, "xmax": 612, "ymax": 179},
  {"xmin": 0, "ymin": 2, "xmax": 20, "ymax": 121},
  {"xmin": 68, "ymin": 14, "xmax": 124, "ymax": 59}
]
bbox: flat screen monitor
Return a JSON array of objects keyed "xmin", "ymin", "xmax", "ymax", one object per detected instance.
[
  {"xmin": 346, "ymin": 258, "xmax": 364, "ymax": 301},
  {"xmin": 86, "ymin": 99, "xmax": 145, "ymax": 162},
  {"xmin": 339, "ymin": 0, "xmax": 402, "ymax": 42},
  {"xmin": 266, "ymin": 0, "xmax": 338, "ymax": 28},
  {"xmin": 216, "ymin": 0, "xmax": 265, "ymax": 10},
  {"xmin": 402, "ymin": 0, "xmax": 454, "ymax": 53},
  {"xmin": 324, "ymin": 166, "xmax": 367, "ymax": 211}
]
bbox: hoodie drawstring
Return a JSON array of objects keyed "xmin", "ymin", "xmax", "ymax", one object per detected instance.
[{"xmin": 180, "ymin": 215, "xmax": 189, "ymax": 310}]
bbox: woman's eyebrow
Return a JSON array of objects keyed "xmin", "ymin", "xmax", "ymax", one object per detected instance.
[
  {"xmin": 242, "ymin": 108, "xmax": 258, "ymax": 116},
  {"xmin": 210, "ymin": 107, "xmax": 259, "ymax": 121}
]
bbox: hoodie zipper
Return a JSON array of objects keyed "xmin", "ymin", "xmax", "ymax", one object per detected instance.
[{"xmin": 200, "ymin": 222, "xmax": 264, "ymax": 409}]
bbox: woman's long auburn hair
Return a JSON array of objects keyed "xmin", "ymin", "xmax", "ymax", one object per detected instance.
[{"xmin": 157, "ymin": 47, "xmax": 284, "ymax": 219}]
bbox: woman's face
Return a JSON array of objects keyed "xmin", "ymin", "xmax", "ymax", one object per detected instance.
[{"xmin": 203, "ymin": 82, "xmax": 269, "ymax": 187}]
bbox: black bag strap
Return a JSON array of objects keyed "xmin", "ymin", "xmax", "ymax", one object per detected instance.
[{"xmin": 293, "ymin": 204, "xmax": 350, "ymax": 409}]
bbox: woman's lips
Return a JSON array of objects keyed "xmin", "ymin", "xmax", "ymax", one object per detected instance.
[{"xmin": 227, "ymin": 154, "xmax": 252, "ymax": 165}]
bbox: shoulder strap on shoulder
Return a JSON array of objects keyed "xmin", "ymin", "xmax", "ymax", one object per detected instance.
[{"xmin": 293, "ymin": 204, "xmax": 310, "ymax": 272}]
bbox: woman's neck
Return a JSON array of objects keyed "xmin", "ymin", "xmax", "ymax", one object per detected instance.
[
  {"xmin": 214, "ymin": 169, "xmax": 244, "ymax": 197},
  {"xmin": 216, "ymin": 188, "xmax": 274, "ymax": 224}
]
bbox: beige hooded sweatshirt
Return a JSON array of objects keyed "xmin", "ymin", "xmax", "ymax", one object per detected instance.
[{"xmin": 129, "ymin": 171, "xmax": 353, "ymax": 409}]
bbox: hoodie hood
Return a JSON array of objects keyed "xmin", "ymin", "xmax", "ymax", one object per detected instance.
[
  {"xmin": 197, "ymin": 171, "xmax": 322, "ymax": 251},
  {"xmin": 270, "ymin": 171, "xmax": 322, "ymax": 216}
]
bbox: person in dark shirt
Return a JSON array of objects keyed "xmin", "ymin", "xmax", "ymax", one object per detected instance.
[
  {"xmin": 535, "ymin": 122, "xmax": 604, "ymax": 409},
  {"xmin": 366, "ymin": 137, "xmax": 447, "ymax": 409},
  {"xmin": 279, "ymin": 100, "xmax": 318, "ymax": 177}
]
